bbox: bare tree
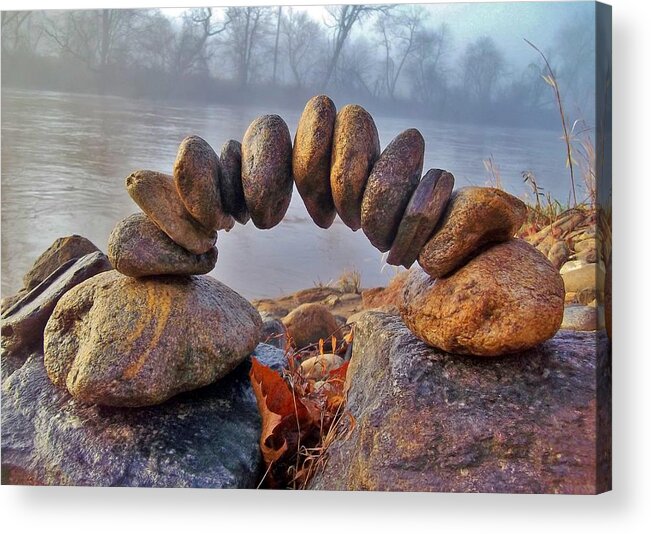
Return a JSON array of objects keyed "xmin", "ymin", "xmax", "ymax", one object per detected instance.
[
  {"xmin": 42, "ymin": 9, "xmax": 141, "ymax": 72},
  {"xmin": 222, "ymin": 6, "xmax": 272, "ymax": 87},
  {"xmin": 462, "ymin": 36, "xmax": 505, "ymax": 104},
  {"xmin": 271, "ymin": 6, "xmax": 282, "ymax": 85},
  {"xmin": 375, "ymin": 5, "xmax": 426, "ymax": 100},
  {"xmin": 1, "ymin": 11, "xmax": 34, "ymax": 54},
  {"xmin": 322, "ymin": 4, "xmax": 392, "ymax": 89},
  {"xmin": 281, "ymin": 8, "xmax": 324, "ymax": 88},
  {"xmin": 170, "ymin": 8, "xmax": 230, "ymax": 76},
  {"xmin": 408, "ymin": 24, "xmax": 450, "ymax": 107},
  {"xmin": 336, "ymin": 36, "xmax": 382, "ymax": 97}
]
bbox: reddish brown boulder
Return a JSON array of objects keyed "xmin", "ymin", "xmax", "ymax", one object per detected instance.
[
  {"xmin": 361, "ymin": 271, "xmax": 409, "ymax": 313},
  {"xmin": 402, "ymin": 239, "xmax": 564, "ymax": 356},
  {"xmin": 308, "ymin": 311, "xmax": 611, "ymax": 494},
  {"xmin": 293, "ymin": 95, "xmax": 337, "ymax": 229}
]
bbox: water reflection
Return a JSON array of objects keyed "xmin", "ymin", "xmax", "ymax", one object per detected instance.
[{"xmin": 1, "ymin": 88, "xmax": 573, "ymax": 298}]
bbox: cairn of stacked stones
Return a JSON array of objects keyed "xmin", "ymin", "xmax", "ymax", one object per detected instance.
[{"xmin": 42, "ymin": 94, "xmax": 565, "ymax": 408}]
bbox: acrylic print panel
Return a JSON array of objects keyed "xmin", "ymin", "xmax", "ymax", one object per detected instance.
[{"xmin": 0, "ymin": 1, "xmax": 611, "ymax": 493}]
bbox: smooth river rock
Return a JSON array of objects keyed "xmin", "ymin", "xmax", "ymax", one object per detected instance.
[
  {"xmin": 43, "ymin": 271, "xmax": 262, "ymax": 407},
  {"xmin": 418, "ymin": 187, "xmax": 528, "ymax": 278},
  {"xmin": 22, "ymin": 235, "xmax": 101, "ymax": 291},
  {"xmin": 107, "ymin": 213, "xmax": 218, "ymax": 277},
  {"xmin": 1, "ymin": 344, "xmax": 286, "ymax": 488},
  {"xmin": 126, "ymin": 170, "xmax": 217, "ymax": 254},
  {"xmin": 308, "ymin": 312, "xmax": 611, "ymax": 494},
  {"xmin": 219, "ymin": 140, "xmax": 250, "ymax": 224},
  {"xmin": 241, "ymin": 115, "xmax": 293, "ymax": 229},
  {"xmin": 386, "ymin": 169, "xmax": 454, "ymax": 268},
  {"xmin": 402, "ymin": 239, "xmax": 564, "ymax": 356},
  {"xmin": 1, "ymin": 252, "xmax": 112, "ymax": 356},
  {"xmin": 330, "ymin": 104, "xmax": 380, "ymax": 231},
  {"xmin": 292, "ymin": 95, "xmax": 337, "ymax": 228},
  {"xmin": 361, "ymin": 128, "xmax": 425, "ymax": 252},
  {"xmin": 173, "ymin": 135, "xmax": 234, "ymax": 232},
  {"xmin": 281, "ymin": 302, "xmax": 339, "ymax": 349}
]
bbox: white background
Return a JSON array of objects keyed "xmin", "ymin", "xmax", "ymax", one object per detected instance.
[{"xmin": 1, "ymin": 0, "xmax": 649, "ymax": 532}]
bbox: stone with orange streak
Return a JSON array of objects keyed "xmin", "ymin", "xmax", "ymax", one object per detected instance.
[{"xmin": 43, "ymin": 270, "xmax": 262, "ymax": 407}]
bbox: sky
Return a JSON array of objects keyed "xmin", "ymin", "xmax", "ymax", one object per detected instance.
[{"xmin": 161, "ymin": 1, "xmax": 595, "ymax": 71}]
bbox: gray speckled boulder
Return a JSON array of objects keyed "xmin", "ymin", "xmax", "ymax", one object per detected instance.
[
  {"xmin": 308, "ymin": 312, "xmax": 611, "ymax": 494},
  {"xmin": 1, "ymin": 344, "xmax": 286, "ymax": 488},
  {"xmin": 108, "ymin": 213, "xmax": 218, "ymax": 277},
  {"xmin": 241, "ymin": 115, "xmax": 293, "ymax": 229}
]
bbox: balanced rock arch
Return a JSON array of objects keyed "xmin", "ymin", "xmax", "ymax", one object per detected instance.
[{"xmin": 43, "ymin": 95, "xmax": 565, "ymax": 407}]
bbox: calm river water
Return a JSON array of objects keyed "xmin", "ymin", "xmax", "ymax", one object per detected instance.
[{"xmin": 1, "ymin": 88, "xmax": 572, "ymax": 299}]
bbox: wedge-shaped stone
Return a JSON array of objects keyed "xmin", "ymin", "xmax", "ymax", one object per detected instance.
[
  {"xmin": 126, "ymin": 170, "xmax": 217, "ymax": 254},
  {"xmin": 219, "ymin": 140, "xmax": 250, "ymax": 225}
]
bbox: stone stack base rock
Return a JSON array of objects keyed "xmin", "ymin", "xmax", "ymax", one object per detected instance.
[{"xmin": 42, "ymin": 136, "xmax": 263, "ymax": 407}]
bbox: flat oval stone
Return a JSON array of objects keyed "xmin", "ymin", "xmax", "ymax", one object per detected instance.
[
  {"xmin": 401, "ymin": 239, "xmax": 564, "ymax": 356},
  {"xmin": 126, "ymin": 170, "xmax": 217, "ymax": 255},
  {"xmin": 219, "ymin": 140, "xmax": 250, "ymax": 225},
  {"xmin": 361, "ymin": 128, "xmax": 425, "ymax": 251},
  {"xmin": 173, "ymin": 136, "xmax": 234, "ymax": 231},
  {"xmin": 44, "ymin": 271, "xmax": 263, "ymax": 407},
  {"xmin": 330, "ymin": 104, "xmax": 380, "ymax": 231},
  {"xmin": 241, "ymin": 115, "xmax": 293, "ymax": 229},
  {"xmin": 418, "ymin": 187, "xmax": 527, "ymax": 278},
  {"xmin": 387, "ymin": 169, "xmax": 454, "ymax": 268},
  {"xmin": 108, "ymin": 213, "xmax": 218, "ymax": 277},
  {"xmin": 292, "ymin": 95, "xmax": 337, "ymax": 229}
]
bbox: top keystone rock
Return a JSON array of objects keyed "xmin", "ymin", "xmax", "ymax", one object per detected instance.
[
  {"xmin": 293, "ymin": 95, "xmax": 338, "ymax": 229},
  {"xmin": 330, "ymin": 104, "xmax": 380, "ymax": 231},
  {"xmin": 418, "ymin": 187, "xmax": 527, "ymax": 278},
  {"xmin": 361, "ymin": 128, "xmax": 425, "ymax": 252},
  {"xmin": 241, "ymin": 115, "xmax": 293, "ymax": 229},
  {"xmin": 173, "ymin": 135, "xmax": 234, "ymax": 232}
]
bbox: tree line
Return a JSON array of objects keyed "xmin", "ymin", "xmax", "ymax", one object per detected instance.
[{"xmin": 1, "ymin": 6, "xmax": 595, "ymax": 128}]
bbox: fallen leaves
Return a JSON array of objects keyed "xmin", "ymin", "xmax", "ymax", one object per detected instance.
[{"xmin": 249, "ymin": 329, "xmax": 355, "ymax": 489}]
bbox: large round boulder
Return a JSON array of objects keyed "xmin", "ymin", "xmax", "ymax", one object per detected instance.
[
  {"xmin": 418, "ymin": 187, "xmax": 527, "ymax": 278},
  {"xmin": 43, "ymin": 271, "xmax": 262, "ymax": 407},
  {"xmin": 401, "ymin": 239, "xmax": 565, "ymax": 356}
]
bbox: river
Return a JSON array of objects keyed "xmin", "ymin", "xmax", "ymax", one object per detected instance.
[{"xmin": 1, "ymin": 88, "xmax": 573, "ymax": 299}]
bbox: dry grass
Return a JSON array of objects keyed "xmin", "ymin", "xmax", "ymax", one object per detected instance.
[{"xmin": 337, "ymin": 268, "xmax": 362, "ymax": 294}]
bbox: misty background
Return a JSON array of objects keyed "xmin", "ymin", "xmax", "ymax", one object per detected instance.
[
  {"xmin": 1, "ymin": 3, "xmax": 597, "ymax": 299},
  {"xmin": 1, "ymin": 3, "xmax": 596, "ymax": 126}
]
